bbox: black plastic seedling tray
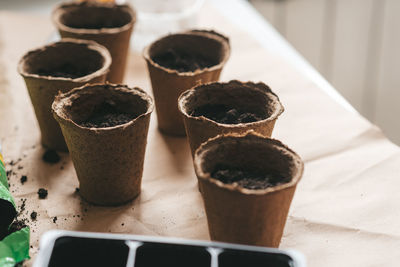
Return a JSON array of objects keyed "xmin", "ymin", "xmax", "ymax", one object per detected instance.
[{"xmin": 33, "ymin": 230, "xmax": 306, "ymax": 267}]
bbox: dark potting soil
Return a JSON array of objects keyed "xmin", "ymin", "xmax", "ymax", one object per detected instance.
[
  {"xmin": 152, "ymin": 49, "xmax": 217, "ymax": 72},
  {"xmin": 38, "ymin": 188, "xmax": 48, "ymax": 199},
  {"xmin": 18, "ymin": 198, "xmax": 27, "ymax": 215},
  {"xmin": 0, "ymin": 219, "xmax": 28, "ymax": 241},
  {"xmin": 0, "ymin": 199, "xmax": 17, "ymax": 240},
  {"xmin": 68, "ymin": 20, "xmax": 126, "ymax": 29},
  {"xmin": 42, "ymin": 150, "xmax": 60, "ymax": 164},
  {"xmin": 212, "ymin": 167, "xmax": 290, "ymax": 190},
  {"xmin": 64, "ymin": 12, "xmax": 128, "ymax": 30},
  {"xmin": 36, "ymin": 63, "xmax": 93, "ymax": 79},
  {"xmin": 8, "ymin": 219, "xmax": 27, "ymax": 235},
  {"xmin": 79, "ymin": 102, "xmax": 137, "ymax": 128},
  {"xmin": 191, "ymin": 104, "xmax": 266, "ymax": 124}
]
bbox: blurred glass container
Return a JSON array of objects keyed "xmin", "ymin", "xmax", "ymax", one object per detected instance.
[{"xmin": 129, "ymin": 0, "xmax": 205, "ymax": 51}]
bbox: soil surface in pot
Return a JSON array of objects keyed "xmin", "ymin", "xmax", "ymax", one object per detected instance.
[
  {"xmin": 79, "ymin": 102, "xmax": 138, "ymax": 128},
  {"xmin": 152, "ymin": 49, "xmax": 216, "ymax": 72},
  {"xmin": 191, "ymin": 104, "xmax": 266, "ymax": 124},
  {"xmin": 212, "ymin": 167, "xmax": 290, "ymax": 190},
  {"xmin": 36, "ymin": 63, "xmax": 94, "ymax": 79}
]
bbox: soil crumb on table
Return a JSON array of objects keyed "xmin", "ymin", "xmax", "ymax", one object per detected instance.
[
  {"xmin": 38, "ymin": 188, "xmax": 48, "ymax": 199},
  {"xmin": 30, "ymin": 211, "xmax": 37, "ymax": 221},
  {"xmin": 42, "ymin": 150, "xmax": 60, "ymax": 164},
  {"xmin": 20, "ymin": 175, "xmax": 27, "ymax": 184}
]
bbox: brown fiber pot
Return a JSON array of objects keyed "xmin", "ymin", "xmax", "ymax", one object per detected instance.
[
  {"xmin": 53, "ymin": 1, "xmax": 136, "ymax": 83},
  {"xmin": 52, "ymin": 84, "xmax": 153, "ymax": 206},
  {"xmin": 18, "ymin": 39, "xmax": 111, "ymax": 152},
  {"xmin": 143, "ymin": 30, "xmax": 230, "ymax": 136},
  {"xmin": 194, "ymin": 132, "xmax": 304, "ymax": 247},
  {"xmin": 178, "ymin": 80, "xmax": 284, "ymax": 156}
]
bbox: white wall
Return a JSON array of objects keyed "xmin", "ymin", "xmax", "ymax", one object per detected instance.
[{"xmin": 251, "ymin": 0, "xmax": 400, "ymax": 145}]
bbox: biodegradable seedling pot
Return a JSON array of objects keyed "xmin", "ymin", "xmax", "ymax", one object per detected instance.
[
  {"xmin": 143, "ymin": 30, "xmax": 230, "ymax": 136},
  {"xmin": 194, "ymin": 132, "xmax": 304, "ymax": 247},
  {"xmin": 178, "ymin": 80, "xmax": 284, "ymax": 156},
  {"xmin": 18, "ymin": 39, "xmax": 111, "ymax": 152},
  {"xmin": 52, "ymin": 84, "xmax": 153, "ymax": 206},
  {"xmin": 52, "ymin": 1, "xmax": 136, "ymax": 83}
]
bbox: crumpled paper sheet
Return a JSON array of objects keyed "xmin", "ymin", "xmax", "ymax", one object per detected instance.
[{"xmin": 1, "ymin": 5, "xmax": 400, "ymax": 267}]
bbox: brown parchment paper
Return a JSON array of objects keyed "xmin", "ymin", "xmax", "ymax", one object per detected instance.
[{"xmin": 1, "ymin": 5, "xmax": 400, "ymax": 267}]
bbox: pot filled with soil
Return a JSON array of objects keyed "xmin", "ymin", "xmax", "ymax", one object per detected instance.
[
  {"xmin": 143, "ymin": 30, "xmax": 230, "ymax": 136},
  {"xmin": 18, "ymin": 39, "xmax": 111, "ymax": 151},
  {"xmin": 178, "ymin": 80, "xmax": 284, "ymax": 156},
  {"xmin": 53, "ymin": 1, "xmax": 136, "ymax": 83},
  {"xmin": 194, "ymin": 132, "xmax": 303, "ymax": 247},
  {"xmin": 52, "ymin": 83, "xmax": 153, "ymax": 206}
]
